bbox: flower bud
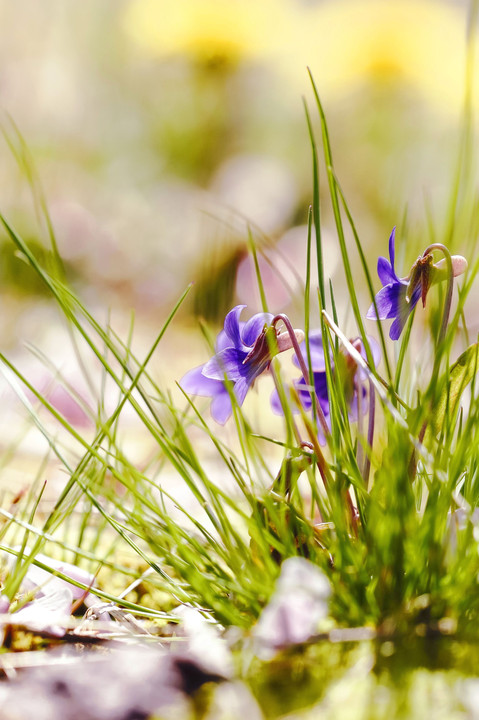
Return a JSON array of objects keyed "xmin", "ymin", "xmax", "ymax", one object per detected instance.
[
  {"xmin": 434, "ymin": 255, "xmax": 468, "ymax": 279},
  {"xmin": 276, "ymin": 329, "xmax": 305, "ymax": 353},
  {"xmin": 406, "ymin": 254, "xmax": 434, "ymax": 307}
]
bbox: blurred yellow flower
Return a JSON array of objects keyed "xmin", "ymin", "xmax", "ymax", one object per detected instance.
[
  {"xmin": 124, "ymin": 0, "xmax": 478, "ymax": 115},
  {"xmin": 294, "ymin": 0, "xmax": 476, "ymax": 113},
  {"xmin": 123, "ymin": 0, "xmax": 294, "ymax": 64}
]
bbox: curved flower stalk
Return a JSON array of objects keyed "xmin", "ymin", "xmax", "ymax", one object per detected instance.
[
  {"xmin": 366, "ymin": 227, "xmax": 467, "ymax": 340},
  {"xmin": 181, "ymin": 305, "xmax": 304, "ymax": 424},
  {"xmin": 271, "ymin": 331, "xmax": 380, "ymax": 443}
]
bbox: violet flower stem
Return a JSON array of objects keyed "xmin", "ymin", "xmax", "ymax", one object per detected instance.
[
  {"xmin": 407, "ymin": 241, "xmax": 452, "ymax": 481},
  {"xmin": 300, "ymin": 408, "xmax": 331, "ymax": 494},
  {"xmin": 408, "ymin": 243, "xmax": 454, "ymax": 481},
  {"xmin": 269, "ymin": 364, "xmax": 303, "ymax": 448},
  {"xmin": 356, "ymin": 373, "xmax": 364, "ymax": 475},
  {"xmin": 407, "ymin": 244, "xmax": 454, "ymax": 479},
  {"xmin": 364, "ymin": 380, "xmax": 375, "ymax": 489},
  {"xmin": 290, "ymin": 375, "xmax": 358, "ymax": 531},
  {"xmin": 272, "ymin": 313, "xmax": 330, "ymax": 439},
  {"xmin": 269, "ymin": 340, "xmax": 331, "ymax": 502},
  {"xmin": 422, "ymin": 243, "xmax": 454, "ymax": 347}
]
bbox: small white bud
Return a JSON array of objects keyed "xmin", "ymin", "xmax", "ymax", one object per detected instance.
[
  {"xmin": 276, "ymin": 329, "xmax": 304, "ymax": 353},
  {"xmin": 434, "ymin": 255, "xmax": 468, "ymax": 278}
]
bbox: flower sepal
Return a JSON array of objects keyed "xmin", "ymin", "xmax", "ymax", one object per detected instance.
[{"xmin": 406, "ymin": 253, "xmax": 434, "ymax": 307}]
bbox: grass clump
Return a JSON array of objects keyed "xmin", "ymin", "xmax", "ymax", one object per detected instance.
[{"xmin": 0, "ymin": 68, "xmax": 479, "ymax": 720}]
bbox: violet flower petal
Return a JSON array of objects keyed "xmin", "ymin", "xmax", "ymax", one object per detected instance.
[
  {"xmin": 202, "ymin": 348, "xmax": 247, "ymax": 381},
  {"xmin": 377, "ymin": 256, "xmax": 397, "ymax": 285},
  {"xmin": 210, "ymin": 392, "xmax": 233, "ymax": 425},
  {"xmin": 180, "ymin": 365, "xmax": 223, "ymax": 396},
  {"xmin": 292, "ymin": 330, "xmax": 327, "ymax": 372},
  {"xmin": 366, "ymin": 283, "xmax": 401, "ymax": 320},
  {"xmin": 364, "ymin": 336, "xmax": 381, "ymax": 367},
  {"xmin": 389, "ymin": 314, "xmax": 406, "ymax": 341},
  {"xmin": 216, "ymin": 328, "xmax": 239, "ymax": 352},
  {"xmin": 388, "ymin": 226, "xmax": 396, "ymax": 268},
  {"xmin": 295, "ymin": 375, "xmax": 330, "ymax": 415},
  {"xmin": 223, "ymin": 305, "xmax": 246, "ymax": 348},
  {"xmin": 180, "ymin": 364, "xmax": 232, "ymax": 422},
  {"xmin": 270, "ymin": 388, "xmax": 284, "ymax": 415},
  {"xmin": 234, "ymin": 377, "xmax": 250, "ymax": 406},
  {"xmin": 242, "ymin": 313, "xmax": 274, "ymax": 347}
]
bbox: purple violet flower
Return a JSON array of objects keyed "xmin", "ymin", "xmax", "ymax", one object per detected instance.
[
  {"xmin": 181, "ymin": 305, "xmax": 303, "ymax": 424},
  {"xmin": 366, "ymin": 227, "xmax": 421, "ymax": 341},
  {"xmin": 271, "ymin": 331, "xmax": 380, "ymax": 443}
]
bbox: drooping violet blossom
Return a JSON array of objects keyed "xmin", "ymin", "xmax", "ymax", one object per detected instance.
[
  {"xmin": 271, "ymin": 331, "xmax": 380, "ymax": 443},
  {"xmin": 181, "ymin": 305, "xmax": 303, "ymax": 424},
  {"xmin": 367, "ymin": 227, "xmax": 468, "ymax": 340},
  {"xmin": 366, "ymin": 227, "xmax": 422, "ymax": 341},
  {"xmin": 271, "ymin": 330, "xmax": 330, "ymax": 423},
  {"xmin": 336, "ymin": 336, "xmax": 381, "ymax": 419}
]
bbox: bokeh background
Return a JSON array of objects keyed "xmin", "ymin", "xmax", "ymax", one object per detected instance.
[{"xmin": 0, "ymin": 0, "xmax": 477, "ymax": 447}]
